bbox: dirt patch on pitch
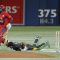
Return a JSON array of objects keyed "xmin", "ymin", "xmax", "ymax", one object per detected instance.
[{"xmin": 0, "ymin": 51, "xmax": 54, "ymax": 58}]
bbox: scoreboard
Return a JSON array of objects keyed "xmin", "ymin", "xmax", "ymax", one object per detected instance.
[
  {"xmin": 25, "ymin": 0, "xmax": 59, "ymax": 26},
  {"xmin": 0, "ymin": 0, "xmax": 59, "ymax": 26}
]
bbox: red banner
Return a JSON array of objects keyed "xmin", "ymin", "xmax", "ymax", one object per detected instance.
[{"xmin": 0, "ymin": 0, "xmax": 24, "ymax": 25}]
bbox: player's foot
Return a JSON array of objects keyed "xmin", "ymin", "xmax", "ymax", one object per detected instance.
[{"xmin": 46, "ymin": 41, "xmax": 50, "ymax": 48}]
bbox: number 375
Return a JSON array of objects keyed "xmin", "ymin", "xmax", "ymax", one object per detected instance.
[{"xmin": 38, "ymin": 9, "xmax": 57, "ymax": 18}]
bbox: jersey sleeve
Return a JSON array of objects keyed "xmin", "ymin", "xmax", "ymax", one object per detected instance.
[
  {"xmin": 2, "ymin": 12, "xmax": 12, "ymax": 29},
  {"xmin": 5, "ymin": 12, "xmax": 12, "ymax": 20}
]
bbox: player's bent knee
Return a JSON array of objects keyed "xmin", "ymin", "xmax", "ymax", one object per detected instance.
[{"xmin": 0, "ymin": 36, "xmax": 5, "ymax": 44}]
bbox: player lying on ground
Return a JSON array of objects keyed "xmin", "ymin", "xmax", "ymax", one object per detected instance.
[
  {"xmin": 6, "ymin": 40, "xmax": 50, "ymax": 51},
  {"xmin": 0, "ymin": 5, "xmax": 12, "ymax": 45}
]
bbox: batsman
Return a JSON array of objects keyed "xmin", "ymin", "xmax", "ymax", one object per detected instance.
[{"xmin": 0, "ymin": 5, "xmax": 13, "ymax": 45}]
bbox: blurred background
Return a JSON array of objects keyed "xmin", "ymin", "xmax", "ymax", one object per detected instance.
[
  {"xmin": 0, "ymin": 0, "xmax": 60, "ymax": 50},
  {"xmin": 0, "ymin": 0, "xmax": 60, "ymax": 49},
  {"xmin": 0, "ymin": 0, "xmax": 60, "ymax": 26},
  {"xmin": 0, "ymin": 0, "xmax": 60, "ymax": 59}
]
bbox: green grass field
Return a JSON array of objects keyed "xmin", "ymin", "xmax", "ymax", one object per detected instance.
[
  {"xmin": 0, "ymin": 26, "xmax": 60, "ymax": 59},
  {"xmin": 10, "ymin": 26, "xmax": 60, "ymax": 32},
  {"xmin": 1, "ymin": 26, "xmax": 60, "ymax": 51},
  {"xmin": 8, "ymin": 26, "xmax": 60, "ymax": 48}
]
